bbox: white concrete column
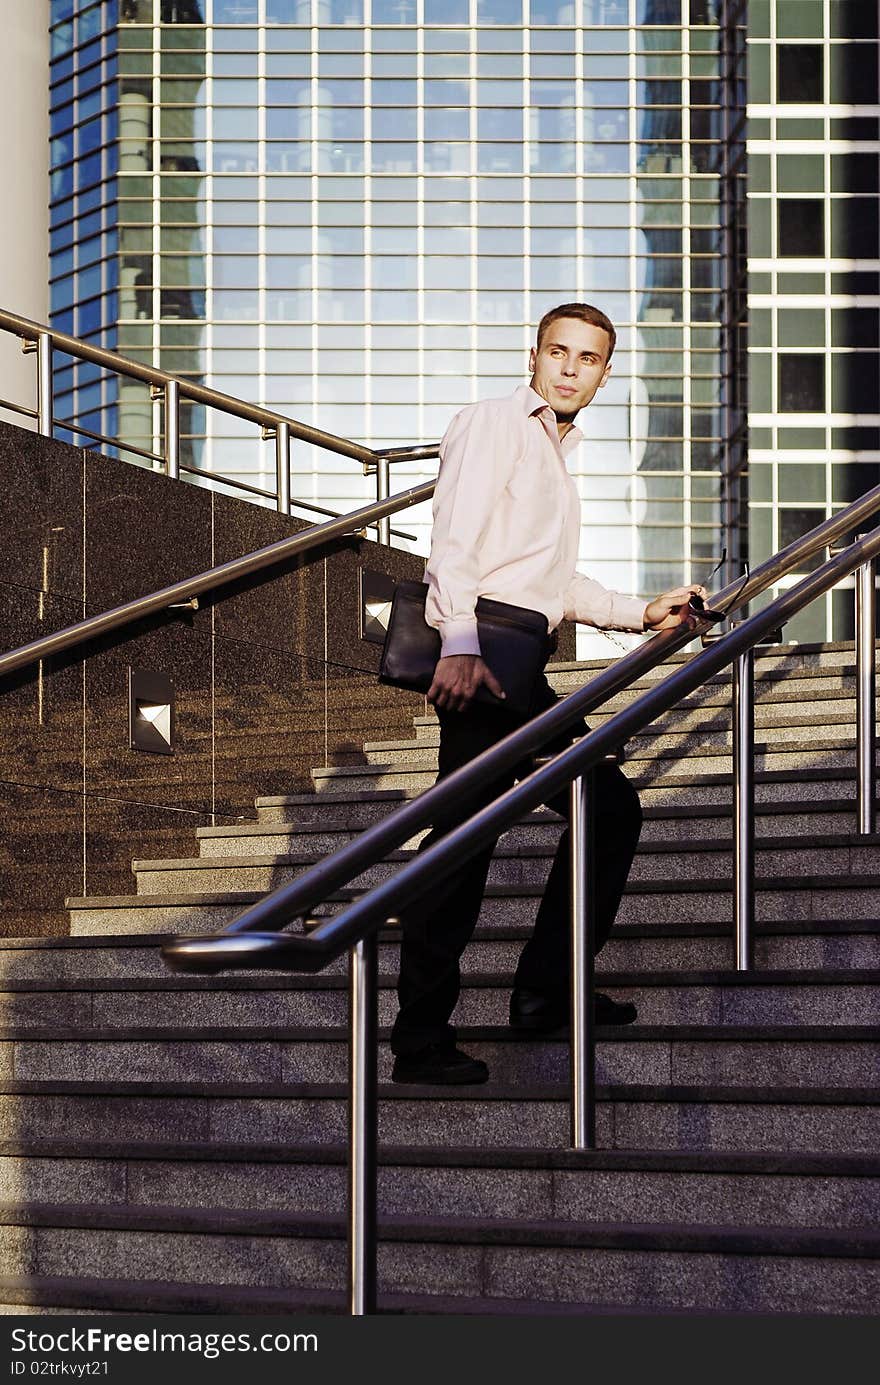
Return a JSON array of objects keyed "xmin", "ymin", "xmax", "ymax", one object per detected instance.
[{"xmin": 0, "ymin": 2, "xmax": 49, "ymax": 429}]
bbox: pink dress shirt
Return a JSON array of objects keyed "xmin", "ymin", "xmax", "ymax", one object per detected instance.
[{"xmin": 424, "ymin": 384, "xmax": 648, "ymax": 658}]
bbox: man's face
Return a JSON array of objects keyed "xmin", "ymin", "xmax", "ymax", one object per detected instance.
[{"xmin": 528, "ymin": 318, "xmax": 613, "ymax": 419}]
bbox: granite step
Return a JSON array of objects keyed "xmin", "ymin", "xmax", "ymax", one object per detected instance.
[
  {"xmin": 194, "ymin": 798, "xmax": 879, "ymax": 856},
  {"xmin": 0, "ymin": 971, "xmax": 874, "ymax": 1031},
  {"xmin": 0, "ymin": 1272, "xmax": 714, "ymax": 1316},
  {"xmin": 3, "ymin": 1139, "xmax": 875, "ymax": 1232},
  {"xmin": 360, "ymin": 725, "xmax": 880, "ymax": 768},
  {"xmin": 256, "ymin": 769, "xmax": 878, "ymax": 818},
  {"xmin": 547, "ymin": 641, "xmax": 865, "ymax": 683},
  {"xmin": 255, "ymin": 788, "xmax": 409, "ymax": 826},
  {"xmin": 545, "ymin": 642, "xmax": 867, "ymax": 694},
  {"xmin": 65, "ymin": 868, "xmax": 880, "ymax": 934},
  {"xmin": 3, "ymin": 918, "xmax": 877, "ymax": 976},
  {"xmin": 2, "ymin": 1024, "xmax": 875, "ymax": 1089},
  {"xmin": 0, "ymin": 1080, "xmax": 875, "ymax": 1153},
  {"xmin": 129, "ymin": 833, "xmax": 880, "ymax": 895},
  {"xmin": 402, "ymin": 704, "xmax": 880, "ymax": 751},
  {"xmin": 310, "ymin": 742, "xmax": 880, "ymax": 794},
  {"xmin": 0, "ymin": 1201, "xmax": 878, "ymax": 1314},
  {"xmin": 419, "ymin": 675, "xmax": 880, "ymax": 725}
]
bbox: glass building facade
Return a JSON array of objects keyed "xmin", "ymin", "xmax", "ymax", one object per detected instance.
[
  {"xmin": 49, "ymin": 0, "xmax": 123, "ymax": 448},
  {"xmin": 49, "ymin": 0, "xmax": 752, "ymax": 656},
  {"xmin": 747, "ymin": 0, "xmax": 880, "ymax": 643}
]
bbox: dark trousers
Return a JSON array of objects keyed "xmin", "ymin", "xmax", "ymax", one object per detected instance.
[{"xmin": 390, "ymin": 673, "xmax": 643, "ymax": 1056}]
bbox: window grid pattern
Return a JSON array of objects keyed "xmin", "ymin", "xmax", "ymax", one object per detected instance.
[
  {"xmin": 747, "ymin": 0, "xmax": 880, "ymax": 643},
  {"xmin": 51, "ymin": 0, "xmax": 742, "ymax": 655},
  {"xmin": 49, "ymin": 0, "xmax": 122, "ymax": 445}
]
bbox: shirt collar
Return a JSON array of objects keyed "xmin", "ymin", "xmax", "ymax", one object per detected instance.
[{"xmin": 515, "ymin": 384, "xmax": 584, "ymax": 453}]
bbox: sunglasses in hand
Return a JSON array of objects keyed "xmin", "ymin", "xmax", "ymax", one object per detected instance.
[{"xmin": 685, "ymin": 551, "xmax": 749, "ymax": 625}]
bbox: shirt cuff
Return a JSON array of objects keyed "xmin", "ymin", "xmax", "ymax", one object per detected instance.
[
  {"xmin": 438, "ymin": 619, "xmax": 481, "ymax": 658},
  {"xmin": 612, "ymin": 595, "xmax": 650, "ymax": 632}
]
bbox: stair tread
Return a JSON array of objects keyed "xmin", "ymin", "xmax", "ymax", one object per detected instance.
[
  {"xmin": 255, "ymin": 790, "xmax": 409, "ymax": 805},
  {"xmin": 0, "ymin": 1272, "xmax": 347, "ymax": 1315},
  {"xmin": 261, "ymin": 765, "xmax": 880, "ymax": 801},
  {"xmin": 3, "ymin": 1198, "xmax": 880, "ymax": 1256},
  {"xmin": 3, "ymin": 1136, "xmax": 877, "ymax": 1176},
  {"xmin": 62, "ymin": 867, "xmax": 880, "ymax": 909},
  {"xmin": 313, "ymin": 734, "xmax": 880, "ymax": 773},
  {"xmin": 0, "ymin": 1272, "xmax": 800, "ymax": 1316},
  {"xmin": 0, "ymin": 968, "xmax": 876, "ymax": 993},
  {"xmin": 0, "ymin": 1078, "xmax": 875, "ymax": 1103},
  {"xmin": 363, "ymin": 714, "xmax": 880, "ymax": 752},
  {"xmin": 129, "ymin": 832, "xmax": 880, "ymax": 871},
  {"xmin": 203, "ymin": 800, "xmax": 880, "ymax": 836},
  {"xmin": 0, "ymin": 1022, "xmax": 877, "ymax": 1040},
  {"xmin": 193, "ymin": 819, "xmax": 880, "ymax": 846},
  {"xmin": 0, "ymin": 1024, "xmax": 875, "ymax": 1041},
  {"xmin": 42, "ymin": 632, "xmax": 880, "ymax": 1320},
  {"xmin": 18, "ymin": 917, "xmax": 875, "ymax": 945}
]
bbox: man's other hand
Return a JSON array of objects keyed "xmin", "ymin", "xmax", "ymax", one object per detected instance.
[
  {"xmin": 427, "ymin": 654, "xmax": 506, "ymax": 712},
  {"xmin": 643, "ymin": 585, "xmax": 707, "ymax": 632}
]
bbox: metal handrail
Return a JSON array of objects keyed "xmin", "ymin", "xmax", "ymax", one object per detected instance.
[
  {"xmin": 0, "ymin": 480, "xmax": 434, "ymax": 682},
  {"xmin": 162, "ymin": 484, "xmax": 880, "ymax": 1318},
  {"xmin": 162, "ymin": 525, "xmax": 880, "ymax": 978},
  {"xmin": 1, "ymin": 307, "xmax": 434, "ymax": 465},
  {"xmin": 161, "ymin": 474, "xmax": 880, "ymax": 945},
  {"xmin": 50, "ymin": 419, "xmax": 416, "ymax": 539},
  {"xmin": 0, "ymin": 395, "xmax": 39, "ymax": 422},
  {"xmin": 0, "ymin": 308, "xmax": 440, "ymax": 543},
  {"xmin": 160, "ymin": 517, "xmax": 880, "ymax": 1307},
  {"xmin": 53, "ymin": 415, "xmax": 167, "ymax": 465}
]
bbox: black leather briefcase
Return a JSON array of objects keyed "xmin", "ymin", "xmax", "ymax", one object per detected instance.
[{"xmin": 377, "ymin": 580, "xmax": 550, "ymax": 716}]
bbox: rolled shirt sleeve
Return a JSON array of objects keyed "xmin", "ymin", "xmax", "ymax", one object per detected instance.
[{"xmin": 563, "ymin": 571, "xmax": 648, "ymax": 633}]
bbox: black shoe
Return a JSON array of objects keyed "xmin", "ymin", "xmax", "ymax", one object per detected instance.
[
  {"xmin": 509, "ymin": 988, "xmax": 638, "ymax": 1031},
  {"xmin": 509, "ymin": 988, "xmax": 568, "ymax": 1033},
  {"xmin": 390, "ymin": 1044, "xmax": 489, "ymax": 1086},
  {"xmin": 595, "ymin": 991, "xmax": 638, "ymax": 1026}
]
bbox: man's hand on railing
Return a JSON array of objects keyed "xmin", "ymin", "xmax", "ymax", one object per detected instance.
[
  {"xmin": 643, "ymin": 584, "xmax": 707, "ymax": 632},
  {"xmin": 428, "ymin": 654, "xmax": 506, "ymax": 712}
]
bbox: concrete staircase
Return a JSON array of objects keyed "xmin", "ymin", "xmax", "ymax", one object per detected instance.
[{"xmin": 0, "ymin": 642, "xmax": 878, "ymax": 1314}]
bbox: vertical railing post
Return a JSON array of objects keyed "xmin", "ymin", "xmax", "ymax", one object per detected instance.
[
  {"xmin": 164, "ymin": 378, "xmax": 180, "ymax": 480},
  {"xmin": 732, "ymin": 643, "xmax": 755, "ymax": 971},
  {"xmin": 37, "ymin": 334, "xmax": 54, "ymax": 438},
  {"xmin": 376, "ymin": 455, "xmax": 391, "ymax": 546},
  {"xmin": 275, "ymin": 419, "xmax": 291, "ymax": 515},
  {"xmin": 855, "ymin": 537, "xmax": 876, "ymax": 835},
  {"xmin": 348, "ymin": 933, "xmax": 378, "ymax": 1316},
  {"xmin": 569, "ymin": 765, "xmax": 596, "ymax": 1150}
]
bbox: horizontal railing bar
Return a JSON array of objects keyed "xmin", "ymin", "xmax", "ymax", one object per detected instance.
[
  {"xmin": 35, "ymin": 428, "xmax": 418, "ymax": 539},
  {"xmin": 0, "ymin": 308, "xmax": 376, "ymax": 465},
  {"xmin": 164, "ymin": 526, "xmax": 880, "ymax": 975},
  {"xmin": 11, "ymin": 412, "xmax": 422, "ymax": 539},
  {"xmin": 285, "ymin": 495, "xmax": 415, "ymax": 537},
  {"xmin": 53, "ymin": 418, "xmax": 165, "ymax": 466},
  {"xmin": 0, "ymin": 479, "xmax": 435, "ymax": 680},
  {"xmin": 706, "ymin": 483, "xmax": 880, "ymax": 615},
  {"xmin": 175, "ymin": 464, "xmax": 416, "ymax": 539},
  {"xmin": 165, "ymin": 482, "xmax": 880, "ymax": 944},
  {"xmin": 179, "ymin": 465, "xmax": 276, "ymax": 501},
  {"xmin": 370, "ymin": 445, "xmax": 441, "ymax": 464},
  {"xmin": 190, "ymin": 629, "xmax": 697, "ymax": 942},
  {"xmin": 0, "ymin": 396, "xmax": 38, "ymax": 421}
]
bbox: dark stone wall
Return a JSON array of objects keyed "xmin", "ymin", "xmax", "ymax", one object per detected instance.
[{"xmin": 0, "ymin": 421, "xmax": 425, "ymax": 936}]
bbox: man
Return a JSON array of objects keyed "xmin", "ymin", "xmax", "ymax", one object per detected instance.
[{"xmin": 390, "ymin": 303, "xmax": 704, "ymax": 1086}]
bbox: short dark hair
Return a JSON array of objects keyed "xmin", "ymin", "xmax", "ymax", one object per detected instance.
[{"xmin": 535, "ymin": 303, "xmax": 616, "ymax": 361}]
